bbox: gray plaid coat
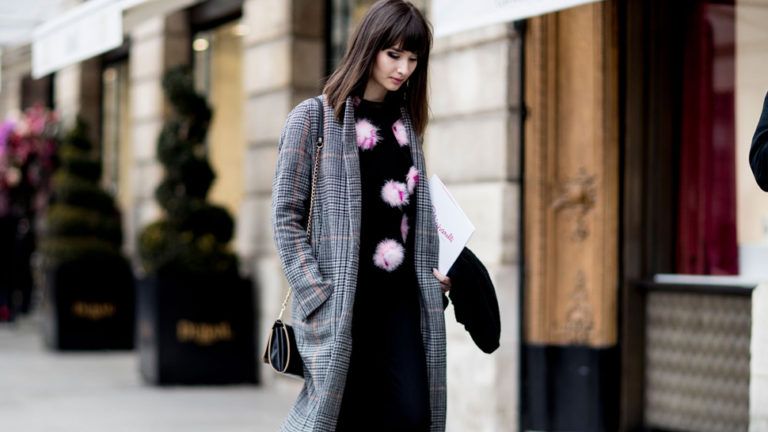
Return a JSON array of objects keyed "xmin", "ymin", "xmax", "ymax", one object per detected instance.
[{"xmin": 271, "ymin": 95, "xmax": 447, "ymax": 431}]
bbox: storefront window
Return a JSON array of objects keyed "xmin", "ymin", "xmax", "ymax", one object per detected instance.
[
  {"xmin": 734, "ymin": 0, "xmax": 768, "ymax": 277},
  {"xmin": 328, "ymin": 0, "xmax": 430, "ymax": 70},
  {"xmin": 101, "ymin": 61, "xmax": 130, "ymax": 202},
  {"xmin": 192, "ymin": 20, "xmax": 246, "ymax": 218},
  {"xmin": 675, "ymin": 0, "xmax": 738, "ymax": 274},
  {"xmin": 671, "ymin": 0, "xmax": 768, "ymax": 276}
]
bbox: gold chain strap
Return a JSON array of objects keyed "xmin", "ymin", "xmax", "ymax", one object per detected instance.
[
  {"xmin": 279, "ymin": 99, "xmax": 324, "ymax": 321},
  {"xmin": 306, "ymin": 137, "xmax": 324, "ymax": 241}
]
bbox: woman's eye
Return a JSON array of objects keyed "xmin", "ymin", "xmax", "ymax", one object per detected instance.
[{"xmin": 387, "ymin": 51, "xmax": 400, "ymax": 59}]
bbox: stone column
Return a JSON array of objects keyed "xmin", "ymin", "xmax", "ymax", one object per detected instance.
[
  {"xmin": 429, "ymin": 23, "xmax": 522, "ymax": 432},
  {"xmin": 0, "ymin": 46, "xmax": 31, "ymax": 120},
  {"xmin": 54, "ymin": 58, "xmax": 101, "ymax": 143},
  {"xmin": 238, "ymin": 0, "xmax": 325, "ymax": 386},
  {"xmin": 127, "ymin": 11, "xmax": 189, "ymax": 265}
]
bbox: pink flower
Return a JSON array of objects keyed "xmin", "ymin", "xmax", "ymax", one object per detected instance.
[
  {"xmin": 373, "ymin": 239, "xmax": 405, "ymax": 271},
  {"xmin": 381, "ymin": 180, "xmax": 409, "ymax": 208},
  {"xmin": 406, "ymin": 166, "xmax": 419, "ymax": 194},
  {"xmin": 400, "ymin": 214, "xmax": 409, "ymax": 242},
  {"xmin": 356, "ymin": 119, "xmax": 380, "ymax": 150},
  {"xmin": 392, "ymin": 119, "xmax": 409, "ymax": 146}
]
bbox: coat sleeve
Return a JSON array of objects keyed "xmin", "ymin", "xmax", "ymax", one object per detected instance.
[
  {"xmin": 271, "ymin": 98, "xmax": 331, "ymax": 321},
  {"xmin": 750, "ymin": 92, "xmax": 768, "ymax": 191}
]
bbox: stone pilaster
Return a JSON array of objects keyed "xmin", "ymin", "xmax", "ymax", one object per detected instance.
[
  {"xmin": 0, "ymin": 46, "xmax": 31, "ymax": 120},
  {"xmin": 429, "ymin": 22, "xmax": 522, "ymax": 432},
  {"xmin": 127, "ymin": 11, "xmax": 189, "ymax": 267},
  {"xmin": 239, "ymin": 0, "xmax": 325, "ymax": 388},
  {"xmin": 54, "ymin": 58, "xmax": 101, "ymax": 144}
]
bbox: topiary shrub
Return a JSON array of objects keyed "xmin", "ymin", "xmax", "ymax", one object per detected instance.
[
  {"xmin": 138, "ymin": 65, "xmax": 237, "ymax": 276},
  {"xmin": 39, "ymin": 118, "xmax": 126, "ymax": 267}
]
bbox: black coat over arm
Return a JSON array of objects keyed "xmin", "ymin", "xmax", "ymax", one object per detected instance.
[{"xmin": 750, "ymin": 92, "xmax": 768, "ymax": 191}]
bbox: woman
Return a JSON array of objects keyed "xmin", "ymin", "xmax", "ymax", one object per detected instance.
[{"xmin": 272, "ymin": 1, "xmax": 450, "ymax": 431}]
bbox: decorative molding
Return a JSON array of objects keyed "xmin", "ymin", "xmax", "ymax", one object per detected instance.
[
  {"xmin": 524, "ymin": 2, "xmax": 618, "ymax": 346},
  {"xmin": 551, "ymin": 167, "xmax": 597, "ymax": 242},
  {"xmin": 560, "ymin": 270, "xmax": 595, "ymax": 343}
]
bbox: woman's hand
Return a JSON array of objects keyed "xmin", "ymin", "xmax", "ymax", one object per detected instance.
[{"xmin": 432, "ymin": 268, "xmax": 451, "ymax": 293}]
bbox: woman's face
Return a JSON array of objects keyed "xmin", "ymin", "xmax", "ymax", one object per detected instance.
[{"xmin": 365, "ymin": 45, "xmax": 418, "ymax": 101}]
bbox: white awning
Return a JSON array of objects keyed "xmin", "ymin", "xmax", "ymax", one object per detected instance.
[
  {"xmin": 31, "ymin": 0, "xmax": 197, "ymax": 79},
  {"xmin": 0, "ymin": 0, "xmax": 68, "ymax": 48},
  {"xmin": 433, "ymin": 0, "xmax": 603, "ymax": 37}
]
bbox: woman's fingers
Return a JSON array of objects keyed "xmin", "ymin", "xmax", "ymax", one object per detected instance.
[{"xmin": 432, "ymin": 268, "xmax": 451, "ymax": 292}]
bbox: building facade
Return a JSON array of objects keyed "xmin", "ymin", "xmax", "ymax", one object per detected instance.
[{"xmin": 2, "ymin": 0, "xmax": 768, "ymax": 431}]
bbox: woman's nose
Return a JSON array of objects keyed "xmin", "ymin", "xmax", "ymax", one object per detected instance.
[{"xmin": 397, "ymin": 61, "xmax": 408, "ymax": 77}]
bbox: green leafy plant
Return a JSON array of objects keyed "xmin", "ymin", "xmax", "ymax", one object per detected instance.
[
  {"xmin": 39, "ymin": 118, "xmax": 127, "ymax": 266},
  {"xmin": 138, "ymin": 66, "xmax": 237, "ymax": 275}
]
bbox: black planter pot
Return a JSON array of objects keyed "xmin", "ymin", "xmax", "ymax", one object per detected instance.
[
  {"xmin": 137, "ymin": 269, "xmax": 257, "ymax": 385},
  {"xmin": 42, "ymin": 257, "xmax": 135, "ymax": 350},
  {"xmin": 0, "ymin": 216, "xmax": 16, "ymax": 321},
  {"xmin": 0, "ymin": 215, "xmax": 36, "ymax": 321}
]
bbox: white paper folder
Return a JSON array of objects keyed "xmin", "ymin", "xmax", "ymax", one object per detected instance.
[{"xmin": 428, "ymin": 174, "xmax": 475, "ymax": 274}]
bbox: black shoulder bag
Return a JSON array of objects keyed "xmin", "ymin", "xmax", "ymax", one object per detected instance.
[{"xmin": 263, "ymin": 96, "xmax": 324, "ymax": 378}]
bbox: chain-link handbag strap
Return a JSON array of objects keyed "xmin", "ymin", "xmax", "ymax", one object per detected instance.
[{"xmin": 278, "ymin": 96, "xmax": 325, "ymax": 320}]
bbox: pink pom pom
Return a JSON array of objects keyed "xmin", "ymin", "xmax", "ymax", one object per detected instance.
[
  {"xmin": 392, "ymin": 119, "xmax": 409, "ymax": 146},
  {"xmin": 356, "ymin": 119, "xmax": 380, "ymax": 150},
  {"xmin": 381, "ymin": 180, "xmax": 409, "ymax": 208},
  {"xmin": 400, "ymin": 214, "xmax": 409, "ymax": 242},
  {"xmin": 373, "ymin": 239, "xmax": 405, "ymax": 271},
  {"xmin": 406, "ymin": 166, "xmax": 420, "ymax": 194}
]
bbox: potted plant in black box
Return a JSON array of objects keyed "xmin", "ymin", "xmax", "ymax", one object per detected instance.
[
  {"xmin": 38, "ymin": 118, "xmax": 134, "ymax": 350},
  {"xmin": 137, "ymin": 66, "xmax": 256, "ymax": 385}
]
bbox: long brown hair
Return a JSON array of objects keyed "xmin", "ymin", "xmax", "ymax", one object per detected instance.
[{"xmin": 323, "ymin": 0, "xmax": 432, "ymax": 136}]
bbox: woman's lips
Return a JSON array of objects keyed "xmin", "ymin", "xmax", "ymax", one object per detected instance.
[{"xmin": 390, "ymin": 77, "xmax": 403, "ymax": 85}]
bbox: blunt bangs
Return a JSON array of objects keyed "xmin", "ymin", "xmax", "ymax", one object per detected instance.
[{"xmin": 381, "ymin": 9, "xmax": 431, "ymax": 58}]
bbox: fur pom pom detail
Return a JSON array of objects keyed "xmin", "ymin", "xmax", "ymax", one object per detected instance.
[
  {"xmin": 381, "ymin": 180, "xmax": 409, "ymax": 208},
  {"xmin": 406, "ymin": 166, "xmax": 420, "ymax": 194},
  {"xmin": 373, "ymin": 239, "xmax": 405, "ymax": 271},
  {"xmin": 392, "ymin": 119, "xmax": 409, "ymax": 146},
  {"xmin": 356, "ymin": 119, "xmax": 380, "ymax": 150},
  {"xmin": 400, "ymin": 214, "xmax": 410, "ymax": 242}
]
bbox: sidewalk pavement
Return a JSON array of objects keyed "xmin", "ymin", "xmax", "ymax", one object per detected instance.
[{"xmin": 0, "ymin": 315, "xmax": 298, "ymax": 432}]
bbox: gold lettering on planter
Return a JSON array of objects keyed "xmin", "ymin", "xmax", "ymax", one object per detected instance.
[
  {"xmin": 71, "ymin": 302, "xmax": 116, "ymax": 320},
  {"xmin": 176, "ymin": 320, "xmax": 233, "ymax": 346}
]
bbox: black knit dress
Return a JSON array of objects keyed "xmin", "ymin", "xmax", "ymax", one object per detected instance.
[{"xmin": 335, "ymin": 97, "xmax": 430, "ymax": 432}]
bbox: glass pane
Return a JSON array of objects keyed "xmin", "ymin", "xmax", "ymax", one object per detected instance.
[
  {"xmin": 736, "ymin": 0, "xmax": 768, "ymax": 275},
  {"xmin": 676, "ymin": 0, "xmax": 738, "ymax": 274},
  {"xmin": 101, "ymin": 61, "xmax": 129, "ymax": 198},
  {"xmin": 192, "ymin": 20, "xmax": 246, "ymax": 219}
]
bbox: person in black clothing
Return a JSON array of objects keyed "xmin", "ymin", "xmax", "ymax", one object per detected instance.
[
  {"xmin": 319, "ymin": 1, "xmax": 450, "ymax": 431},
  {"xmin": 335, "ymin": 94, "xmax": 430, "ymax": 431},
  {"xmin": 750, "ymin": 92, "xmax": 768, "ymax": 191}
]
